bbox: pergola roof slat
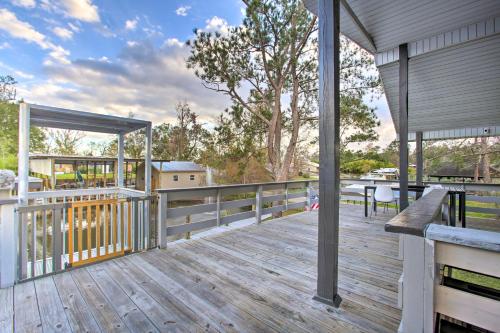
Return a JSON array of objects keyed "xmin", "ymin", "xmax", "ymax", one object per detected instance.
[{"xmin": 28, "ymin": 103, "xmax": 150, "ymax": 134}]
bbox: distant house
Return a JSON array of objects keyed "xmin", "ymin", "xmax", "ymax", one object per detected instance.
[{"xmin": 136, "ymin": 161, "xmax": 207, "ymax": 191}]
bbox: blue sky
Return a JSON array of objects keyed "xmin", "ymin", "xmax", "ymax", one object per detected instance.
[{"xmin": 0, "ymin": 0, "xmax": 395, "ymax": 148}]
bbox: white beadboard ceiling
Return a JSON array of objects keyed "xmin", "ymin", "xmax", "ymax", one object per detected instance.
[{"xmin": 303, "ymin": 0, "xmax": 500, "ymax": 137}]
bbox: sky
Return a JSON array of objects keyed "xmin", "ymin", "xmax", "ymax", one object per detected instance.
[{"xmin": 0, "ymin": 0, "xmax": 396, "ymax": 149}]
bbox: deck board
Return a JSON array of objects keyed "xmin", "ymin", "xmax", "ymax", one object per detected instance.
[{"xmin": 8, "ymin": 204, "xmax": 402, "ymax": 332}]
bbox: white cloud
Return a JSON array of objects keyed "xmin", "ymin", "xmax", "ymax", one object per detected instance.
[
  {"xmin": 67, "ymin": 22, "xmax": 81, "ymax": 32},
  {"xmin": 164, "ymin": 38, "xmax": 183, "ymax": 48},
  {"xmin": 125, "ymin": 18, "xmax": 138, "ymax": 31},
  {"xmin": 205, "ymin": 16, "xmax": 231, "ymax": 34},
  {"xmin": 18, "ymin": 41, "xmax": 231, "ymax": 125},
  {"xmin": 0, "ymin": 42, "xmax": 11, "ymax": 49},
  {"xmin": 41, "ymin": 0, "xmax": 99, "ymax": 23},
  {"xmin": 0, "ymin": 9, "xmax": 70, "ymax": 63},
  {"xmin": 0, "ymin": 61, "xmax": 34, "ymax": 79},
  {"xmin": 52, "ymin": 26, "xmax": 73, "ymax": 40},
  {"xmin": 175, "ymin": 5, "xmax": 191, "ymax": 16},
  {"xmin": 0, "ymin": 9, "xmax": 48, "ymax": 47},
  {"xmin": 11, "ymin": 0, "xmax": 36, "ymax": 8}
]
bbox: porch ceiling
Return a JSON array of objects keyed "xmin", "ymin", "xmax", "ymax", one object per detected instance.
[
  {"xmin": 303, "ymin": 0, "xmax": 500, "ymax": 138},
  {"xmin": 27, "ymin": 103, "xmax": 150, "ymax": 134}
]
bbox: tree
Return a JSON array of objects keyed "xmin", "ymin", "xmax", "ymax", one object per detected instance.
[
  {"xmin": 0, "ymin": 75, "xmax": 17, "ymax": 101},
  {"xmin": 125, "ymin": 130, "xmax": 145, "ymax": 158},
  {"xmin": 187, "ymin": 0, "xmax": 379, "ymax": 181},
  {"xmin": 151, "ymin": 102, "xmax": 209, "ymax": 161},
  {"xmin": 200, "ymin": 105, "xmax": 270, "ymax": 184},
  {"xmin": 169, "ymin": 102, "xmax": 208, "ymax": 160},
  {"xmin": 0, "ymin": 76, "xmax": 46, "ymax": 166},
  {"xmin": 49, "ymin": 129, "xmax": 83, "ymax": 155}
]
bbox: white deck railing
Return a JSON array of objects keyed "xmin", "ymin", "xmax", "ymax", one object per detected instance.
[
  {"xmin": 0, "ymin": 187, "xmax": 154, "ymax": 287},
  {"xmin": 386, "ymin": 189, "xmax": 500, "ymax": 332}
]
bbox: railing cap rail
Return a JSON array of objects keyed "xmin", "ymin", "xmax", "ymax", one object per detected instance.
[
  {"xmin": 425, "ymin": 224, "xmax": 500, "ymax": 252},
  {"xmin": 156, "ymin": 179, "xmax": 318, "ymax": 193},
  {"xmin": 0, "ymin": 198, "xmax": 18, "ymax": 206},
  {"xmin": 384, "ymin": 189, "xmax": 449, "ymax": 237}
]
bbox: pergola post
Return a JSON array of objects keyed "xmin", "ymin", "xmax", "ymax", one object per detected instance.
[
  {"xmin": 399, "ymin": 44, "xmax": 409, "ymax": 211},
  {"xmin": 416, "ymin": 131, "xmax": 423, "ymax": 186},
  {"xmin": 145, "ymin": 124, "xmax": 152, "ymax": 194},
  {"xmin": 117, "ymin": 133, "xmax": 125, "ymax": 187},
  {"xmin": 18, "ymin": 103, "xmax": 30, "ymax": 204},
  {"xmin": 314, "ymin": 0, "xmax": 342, "ymax": 308}
]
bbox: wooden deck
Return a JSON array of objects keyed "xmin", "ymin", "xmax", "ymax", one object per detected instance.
[{"xmin": 0, "ymin": 204, "xmax": 402, "ymax": 333}]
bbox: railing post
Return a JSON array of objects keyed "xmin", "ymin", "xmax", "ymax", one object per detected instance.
[
  {"xmin": 157, "ymin": 193, "xmax": 167, "ymax": 249},
  {"xmin": 256, "ymin": 185, "xmax": 263, "ymax": 224},
  {"xmin": 305, "ymin": 181, "xmax": 311, "ymax": 211},
  {"xmin": 52, "ymin": 206, "xmax": 63, "ymax": 273},
  {"xmin": 132, "ymin": 198, "xmax": 139, "ymax": 251},
  {"xmin": 0, "ymin": 201, "xmax": 17, "ymax": 288},
  {"xmin": 216, "ymin": 189, "xmax": 221, "ymax": 227},
  {"xmin": 285, "ymin": 183, "xmax": 289, "ymax": 211}
]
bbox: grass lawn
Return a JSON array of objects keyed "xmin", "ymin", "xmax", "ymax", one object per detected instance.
[
  {"xmin": 448, "ymin": 267, "xmax": 500, "ymax": 290},
  {"xmin": 54, "ymin": 173, "xmax": 137, "ymax": 180}
]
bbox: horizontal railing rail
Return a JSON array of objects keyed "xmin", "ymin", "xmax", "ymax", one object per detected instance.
[
  {"xmin": 340, "ymin": 178, "xmax": 500, "ymax": 217},
  {"xmin": 156, "ymin": 180, "xmax": 319, "ymax": 247}
]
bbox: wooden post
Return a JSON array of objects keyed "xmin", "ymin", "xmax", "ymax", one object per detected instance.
[
  {"xmin": 93, "ymin": 162, "xmax": 97, "ymax": 187},
  {"xmin": 416, "ymin": 131, "xmax": 423, "ymax": 186},
  {"xmin": 52, "ymin": 206, "xmax": 63, "ymax": 272},
  {"xmin": 18, "ymin": 103, "xmax": 30, "ymax": 204},
  {"xmin": 125, "ymin": 161, "xmax": 129, "ymax": 187},
  {"xmin": 0, "ymin": 201, "xmax": 17, "ymax": 287},
  {"xmin": 117, "ymin": 133, "xmax": 125, "ymax": 187},
  {"xmin": 399, "ymin": 43, "xmax": 409, "ymax": 211},
  {"xmin": 157, "ymin": 193, "xmax": 167, "ymax": 248},
  {"xmin": 400, "ymin": 234, "xmax": 436, "ymax": 332},
  {"xmin": 314, "ymin": 0, "xmax": 342, "ymax": 308},
  {"xmin": 284, "ymin": 183, "xmax": 289, "ymax": 211},
  {"xmin": 185, "ymin": 215, "xmax": 191, "ymax": 239},
  {"xmin": 306, "ymin": 181, "xmax": 311, "ymax": 210},
  {"xmin": 51, "ymin": 159, "xmax": 56, "ymax": 190},
  {"xmin": 103, "ymin": 161, "xmax": 107, "ymax": 188},
  {"xmin": 256, "ymin": 185, "xmax": 263, "ymax": 223},
  {"xmin": 86, "ymin": 161, "xmax": 89, "ymax": 187},
  {"xmin": 216, "ymin": 189, "xmax": 221, "ymax": 226}
]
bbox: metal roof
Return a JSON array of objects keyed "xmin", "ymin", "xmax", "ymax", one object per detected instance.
[
  {"xmin": 29, "ymin": 154, "xmax": 169, "ymax": 164},
  {"xmin": 27, "ymin": 103, "xmax": 151, "ymax": 134},
  {"xmin": 152, "ymin": 161, "xmax": 205, "ymax": 173},
  {"xmin": 303, "ymin": 0, "xmax": 500, "ymax": 139}
]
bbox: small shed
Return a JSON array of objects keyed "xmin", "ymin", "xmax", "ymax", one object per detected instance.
[{"xmin": 136, "ymin": 161, "xmax": 207, "ymax": 191}]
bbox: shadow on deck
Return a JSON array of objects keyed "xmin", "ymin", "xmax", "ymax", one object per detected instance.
[{"xmin": 0, "ymin": 204, "xmax": 402, "ymax": 333}]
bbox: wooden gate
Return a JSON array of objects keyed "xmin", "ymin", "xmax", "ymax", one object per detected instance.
[{"xmin": 67, "ymin": 198, "xmax": 132, "ymax": 267}]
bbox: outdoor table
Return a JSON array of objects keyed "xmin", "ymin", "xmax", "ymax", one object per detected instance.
[{"xmin": 363, "ymin": 185, "xmax": 466, "ymax": 227}]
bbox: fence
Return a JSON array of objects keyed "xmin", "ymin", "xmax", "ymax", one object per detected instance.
[
  {"xmin": 340, "ymin": 178, "xmax": 500, "ymax": 217},
  {"xmin": 0, "ymin": 188, "xmax": 155, "ymax": 285},
  {"xmin": 156, "ymin": 180, "xmax": 318, "ymax": 247}
]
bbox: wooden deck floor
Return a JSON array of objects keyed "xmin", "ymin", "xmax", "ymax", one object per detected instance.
[{"xmin": 0, "ymin": 204, "xmax": 402, "ymax": 333}]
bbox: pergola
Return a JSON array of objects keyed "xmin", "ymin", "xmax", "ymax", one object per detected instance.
[
  {"xmin": 302, "ymin": 0, "xmax": 500, "ymax": 316},
  {"xmin": 18, "ymin": 103, "xmax": 152, "ymax": 203}
]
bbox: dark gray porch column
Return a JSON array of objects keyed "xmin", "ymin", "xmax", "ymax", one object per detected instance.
[
  {"xmin": 399, "ymin": 44, "xmax": 409, "ymax": 211},
  {"xmin": 416, "ymin": 131, "xmax": 423, "ymax": 186},
  {"xmin": 314, "ymin": 0, "xmax": 342, "ymax": 307}
]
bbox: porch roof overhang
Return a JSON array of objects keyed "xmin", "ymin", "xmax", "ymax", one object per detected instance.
[
  {"xmin": 303, "ymin": 0, "xmax": 500, "ymax": 140},
  {"xmin": 27, "ymin": 103, "xmax": 150, "ymax": 134}
]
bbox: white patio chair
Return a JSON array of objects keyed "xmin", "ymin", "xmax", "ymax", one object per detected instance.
[
  {"xmin": 422, "ymin": 184, "xmax": 444, "ymax": 196},
  {"xmin": 371, "ymin": 185, "xmax": 398, "ymax": 216}
]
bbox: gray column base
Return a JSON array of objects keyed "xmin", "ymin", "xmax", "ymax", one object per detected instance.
[{"xmin": 313, "ymin": 293, "xmax": 342, "ymax": 308}]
